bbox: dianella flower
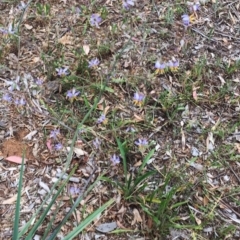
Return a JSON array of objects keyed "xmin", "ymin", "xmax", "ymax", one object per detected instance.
[
  {"xmin": 66, "ymin": 88, "xmax": 80, "ymax": 103},
  {"xmin": 15, "ymin": 98, "xmax": 26, "ymax": 107},
  {"xmin": 133, "ymin": 92, "xmax": 145, "ymax": 107},
  {"xmin": 90, "ymin": 14, "xmax": 102, "ymax": 28},
  {"xmin": 55, "ymin": 143, "xmax": 63, "ymax": 151},
  {"xmin": 56, "ymin": 67, "xmax": 69, "ymax": 77},
  {"xmin": 167, "ymin": 60, "xmax": 179, "ymax": 72},
  {"xmin": 182, "ymin": 14, "xmax": 196, "ymax": 26},
  {"xmin": 135, "ymin": 138, "xmax": 148, "ymax": 153},
  {"xmin": 50, "ymin": 129, "xmax": 60, "ymax": 140},
  {"xmin": 88, "ymin": 58, "xmax": 100, "ymax": 68},
  {"xmin": 2, "ymin": 93, "xmax": 12, "ymax": 102},
  {"xmin": 69, "ymin": 186, "xmax": 81, "ymax": 195},
  {"xmin": 155, "ymin": 61, "xmax": 166, "ymax": 75},
  {"xmin": 35, "ymin": 78, "xmax": 43, "ymax": 85},
  {"xmin": 93, "ymin": 137, "xmax": 101, "ymax": 149},
  {"xmin": 123, "ymin": 0, "xmax": 135, "ymax": 10},
  {"xmin": 97, "ymin": 114, "xmax": 108, "ymax": 124},
  {"xmin": 189, "ymin": 2, "xmax": 200, "ymax": 12},
  {"xmin": 110, "ymin": 154, "xmax": 120, "ymax": 165}
]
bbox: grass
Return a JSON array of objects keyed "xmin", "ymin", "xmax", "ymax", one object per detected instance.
[{"xmin": 0, "ymin": 0, "xmax": 240, "ymax": 239}]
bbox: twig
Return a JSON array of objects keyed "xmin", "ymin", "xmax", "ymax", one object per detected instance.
[{"xmin": 191, "ymin": 28, "xmax": 218, "ymax": 42}]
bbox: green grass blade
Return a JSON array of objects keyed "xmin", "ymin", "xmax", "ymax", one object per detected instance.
[
  {"xmin": 138, "ymin": 148, "xmax": 155, "ymax": 173},
  {"xmin": 116, "ymin": 138, "xmax": 127, "ymax": 178},
  {"xmin": 133, "ymin": 170, "xmax": 156, "ymax": 189},
  {"xmin": 12, "ymin": 154, "xmax": 25, "ymax": 240},
  {"xmin": 63, "ymin": 198, "xmax": 114, "ymax": 240},
  {"xmin": 24, "ymin": 165, "xmax": 77, "ymax": 239}
]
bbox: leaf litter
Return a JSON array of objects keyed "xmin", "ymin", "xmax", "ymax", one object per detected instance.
[{"xmin": 0, "ymin": 0, "xmax": 240, "ymax": 239}]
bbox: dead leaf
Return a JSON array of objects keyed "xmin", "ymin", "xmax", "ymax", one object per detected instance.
[
  {"xmin": 134, "ymin": 160, "xmax": 142, "ymax": 167},
  {"xmin": 131, "ymin": 208, "xmax": 142, "ymax": 225},
  {"xmin": 24, "ymin": 24, "xmax": 33, "ymax": 30},
  {"xmin": 96, "ymin": 222, "xmax": 117, "ymax": 233},
  {"xmin": 58, "ymin": 34, "xmax": 73, "ymax": 45},
  {"xmin": 83, "ymin": 45, "xmax": 90, "ymax": 55},
  {"xmin": 5, "ymin": 155, "xmax": 27, "ymax": 164},
  {"xmin": 23, "ymin": 130, "xmax": 38, "ymax": 140}
]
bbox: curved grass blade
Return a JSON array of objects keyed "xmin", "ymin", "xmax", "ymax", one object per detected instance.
[
  {"xmin": 63, "ymin": 198, "xmax": 114, "ymax": 240},
  {"xmin": 12, "ymin": 154, "xmax": 25, "ymax": 240}
]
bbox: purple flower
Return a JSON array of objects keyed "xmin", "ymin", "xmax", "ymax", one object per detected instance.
[
  {"xmin": 123, "ymin": 0, "xmax": 135, "ymax": 10},
  {"xmin": 35, "ymin": 78, "xmax": 43, "ymax": 85},
  {"xmin": 56, "ymin": 67, "xmax": 69, "ymax": 77},
  {"xmin": 126, "ymin": 126, "xmax": 136, "ymax": 132},
  {"xmin": 66, "ymin": 88, "xmax": 80, "ymax": 102},
  {"xmin": 55, "ymin": 143, "xmax": 63, "ymax": 151},
  {"xmin": 182, "ymin": 14, "xmax": 195, "ymax": 26},
  {"xmin": 110, "ymin": 154, "xmax": 120, "ymax": 165},
  {"xmin": 167, "ymin": 60, "xmax": 179, "ymax": 72},
  {"xmin": 15, "ymin": 98, "xmax": 26, "ymax": 107},
  {"xmin": 93, "ymin": 137, "xmax": 101, "ymax": 149},
  {"xmin": 2, "ymin": 93, "xmax": 12, "ymax": 102},
  {"xmin": 135, "ymin": 138, "xmax": 148, "ymax": 153},
  {"xmin": 190, "ymin": 3, "xmax": 200, "ymax": 12},
  {"xmin": 0, "ymin": 24, "xmax": 15, "ymax": 35},
  {"xmin": 155, "ymin": 61, "xmax": 166, "ymax": 74},
  {"xmin": 133, "ymin": 92, "xmax": 145, "ymax": 107},
  {"xmin": 90, "ymin": 14, "xmax": 102, "ymax": 27},
  {"xmin": 97, "ymin": 114, "xmax": 106, "ymax": 124},
  {"xmin": 135, "ymin": 138, "xmax": 148, "ymax": 147},
  {"xmin": 50, "ymin": 129, "xmax": 60, "ymax": 140},
  {"xmin": 69, "ymin": 186, "xmax": 81, "ymax": 195},
  {"xmin": 88, "ymin": 58, "xmax": 100, "ymax": 68}
]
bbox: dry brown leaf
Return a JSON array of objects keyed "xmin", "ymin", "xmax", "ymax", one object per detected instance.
[
  {"xmin": 24, "ymin": 24, "xmax": 33, "ymax": 30},
  {"xmin": 83, "ymin": 45, "xmax": 90, "ymax": 55},
  {"xmin": 133, "ymin": 113, "xmax": 144, "ymax": 122},
  {"xmin": 134, "ymin": 160, "xmax": 142, "ymax": 167},
  {"xmin": 58, "ymin": 34, "xmax": 73, "ymax": 45},
  {"xmin": 131, "ymin": 208, "xmax": 142, "ymax": 225}
]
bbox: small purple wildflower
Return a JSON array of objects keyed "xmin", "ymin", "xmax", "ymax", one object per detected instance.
[
  {"xmin": 15, "ymin": 98, "xmax": 26, "ymax": 107},
  {"xmin": 66, "ymin": 88, "xmax": 80, "ymax": 102},
  {"xmin": 69, "ymin": 186, "xmax": 81, "ymax": 195},
  {"xmin": 35, "ymin": 78, "xmax": 43, "ymax": 85},
  {"xmin": 0, "ymin": 24, "xmax": 15, "ymax": 35},
  {"xmin": 135, "ymin": 138, "xmax": 148, "ymax": 153},
  {"xmin": 189, "ymin": 2, "xmax": 200, "ymax": 12},
  {"xmin": 2, "ymin": 93, "xmax": 12, "ymax": 102},
  {"xmin": 55, "ymin": 143, "xmax": 63, "ymax": 151},
  {"xmin": 56, "ymin": 67, "xmax": 69, "ymax": 77},
  {"xmin": 182, "ymin": 14, "xmax": 195, "ymax": 26},
  {"xmin": 110, "ymin": 154, "xmax": 120, "ymax": 165},
  {"xmin": 50, "ymin": 129, "xmax": 60, "ymax": 140},
  {"xmin": 135, "ymin": 138, "xmax": 148, "ymax": 147},
  {"xmin": 90, "ymin": 14, "xmax": 102, "ymax": 27},
  {"xmin": 97, "ymin": 114, "xmax": 106, "ymax": 124},
  {"xmin": 133, "ymin": 92, "xmax": 145, "ymax": 107},
  {"xmin": 155, "ymin": 61, "xmax": 166, "ymax": 74},
  {"xmin": 93, "ymin": 137, "xmax": 101, "ymax": 149},
  {"xmin": 167, "ymin": 60, "xmax": 179, "ymax": 72},
  {"xmin": 0, "ymin": 28, "xmax": 9, "ymax": 34},
  {"xmin": 88, "ymin": 58, "xmax": 100, "ymax": 68},
  {"xmin": 126, "ymin": 126, "xmax": 136, "ymax": 132},
  {"xmin": 123, "ymin": 0, "xmax": 135, "ymax": 10}
]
